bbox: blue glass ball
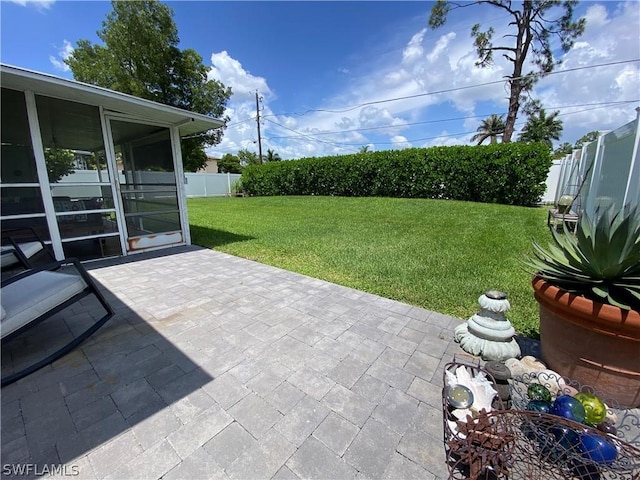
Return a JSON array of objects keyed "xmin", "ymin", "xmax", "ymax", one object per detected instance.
[
  {"xmin": 550, "ymin": 425, "xmax": 581, "ymax": 452},
  {"xmin": 527, "ymin": 400, "xmax": 552, "ymax": 413},
  {"xmin": 551, "ymin": 395, "xmax": 586, "ymax": 424},
  {"xmin": 537, "ymin": 423, "xmax": 580, "ymax": 463},
  {"xmin": 579, "ymin": 432, "xmax": 618, "ymax": 465}
]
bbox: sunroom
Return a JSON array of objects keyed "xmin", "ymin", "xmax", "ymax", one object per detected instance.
[{"xmin": 1, "ymin": 64, "xmax": 223, "ymax": 263}]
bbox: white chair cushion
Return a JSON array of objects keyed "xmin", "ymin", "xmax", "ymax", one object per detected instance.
[
  {"xmin": 0, "ymin": 242, "xmax": 44, "ymax": 268},
  {"xmin": 0, "ymin": 249, "xmax": 19, "ymax": 268},
  {"xmin": 0, "ymin": 270, "xmax": 87, "ymax": 339}
]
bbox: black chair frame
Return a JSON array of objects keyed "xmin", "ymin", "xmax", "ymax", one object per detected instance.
[
  {"xmin": 1, "ymin": 226, "xmax": 55, "ymax": 273},
  {"xmin": 1, "ymin": 258, "xmax": 114, "ymax": 387}
]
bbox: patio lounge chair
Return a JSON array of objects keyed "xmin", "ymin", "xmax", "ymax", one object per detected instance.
[
  {"xmin": 1, "ymin": 258, "xmax": 114, "ymax": 386},
  {"xmin": 1, "ymin": 227, "xmax": 55, "ymax": 276}
]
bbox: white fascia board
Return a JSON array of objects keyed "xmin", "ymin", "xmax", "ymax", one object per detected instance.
[{"xmin": 0, "ymin": 64, "xmax": 224, "ymax": 136}]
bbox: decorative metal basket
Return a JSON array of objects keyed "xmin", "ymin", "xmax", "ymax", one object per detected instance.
[
  {"xmin": 510, "ymin": 371, "xmax": 640, "ymax": 447},
  {"xmin": 442, "ymin": 360, "xmax": 511, "ymax": 480},
  {"xmin": 509, "ymin": 371, "xmax": 640, "ymax": 479},
  {"xmin": 442, "ymin": 362, "xmax": 640, "ymax": 480}
]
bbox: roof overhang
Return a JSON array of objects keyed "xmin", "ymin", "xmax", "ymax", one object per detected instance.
[{"xmin": 0, "ymin": 64, "xmax": 224, "ymax": 137}]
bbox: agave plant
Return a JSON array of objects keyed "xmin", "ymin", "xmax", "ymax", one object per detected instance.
[{"xmin": 526, "ymin": 206, "xmax": 640, "ymax": 310}]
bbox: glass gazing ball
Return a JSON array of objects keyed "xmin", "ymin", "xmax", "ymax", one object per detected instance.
[
  {"xmin": 528, "ymin": 383, "xmax": 552, "ymax": 402},
  {"xmin": 551, "ymin": 395, "xmax": 586, "ymax": 424},
  {"xmin": 527, "ymin": 400, "xmax": 551, "ymax": 413},
  {"xmin": 579, "ymin": 432, "xmax": 618, "ymax": 465},
  {"xmin": 550, "ymin": 424, "xmax": 581, "ymax": 452},
  {"xmin": 574, "ymin": 392, "xmax": 607, "ymax": 426}
]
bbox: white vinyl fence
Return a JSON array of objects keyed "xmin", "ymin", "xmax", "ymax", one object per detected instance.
[
  {"xmin": 51, "ymin": 171, "xmax": 242, "ymax": 199},
  {"xmin": 184, "ymin": 173, "xmax": 242, "ymax": 197},
  {"xmin": 542, "ymin": 160, "xmax": 563, "ymax": 204}
]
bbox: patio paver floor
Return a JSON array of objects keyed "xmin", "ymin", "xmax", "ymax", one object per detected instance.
[{"xmin": 1, "ymin": 246, "xmax": 475, "ymax": 479}]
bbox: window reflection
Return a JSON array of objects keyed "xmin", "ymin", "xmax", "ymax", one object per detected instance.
[
  {"xmin": 63, "ymin": 236, "xmax": 122, "ymax": 261},
  {"xmin": 57, "ymin": 212, "xmax": 118, "ymax": 239},
  {"xmin": 1, "ymin": 88, "xmax": 39, "ymax": 184}
]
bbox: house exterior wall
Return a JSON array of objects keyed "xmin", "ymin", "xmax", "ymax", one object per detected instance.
[{"xmin": 197, "ymin": 158, "xmax": 219, "ymax": 174}]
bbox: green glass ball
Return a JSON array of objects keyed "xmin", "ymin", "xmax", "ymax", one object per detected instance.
[
  {"xmin": 527, "ymin": 383, "xmax": 552, "ymax": 402},
  {"xmin": 574, "ymin": 392, "xmax": 607, "ymax": 426}
]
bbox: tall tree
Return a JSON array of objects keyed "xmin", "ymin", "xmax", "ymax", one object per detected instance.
[
  {"xmin": 553, "ymin": 142, "xmax": 573, "ymax": 158},
  {"xmin": 237, "ymin": 149, "xmax": 259, "ymax": 167},
  {"xmin": 574, "ymin": 130, "xmax": 600, "ymax": 148},
  {"xmin": 429, "ymin": 1, "xmax": 585, "ymax": 143},
  {"xmin": 218, "ymin": 153, "xmax": 242, "ymax": 174},
  {"xmin": 518, "ymin": 108, "xmax": 563, "ymax": 148},
  {"xmin": 65, "ymin": 0, "xmax": 232, "ymax": 172},
  {"xmin": 470, "ymin": 114, "xmax": 505, "ymax": 145},
  {"xmin": 265, "ymin": 149, "xmax": 282, "ymax": 162},
  {"xmin": 44, "ymin": 148, "xmax": 75, "ymax": 183}
]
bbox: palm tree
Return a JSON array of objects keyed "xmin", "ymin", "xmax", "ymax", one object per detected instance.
[
  {"xmin": 471, "ymin": 114, "xmax": 505, "ymax": 145},
  {"xmin": 265, "ymin": 148, "xmax": 282, "ymax": 162},
  {"xmin": 518, "ymin": 109, "xmax": 563, "ymax": 148}
]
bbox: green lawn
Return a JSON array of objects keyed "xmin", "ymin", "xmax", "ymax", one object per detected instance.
[{"xmin": 188, "ymin": 196, "xmax": 551, "ymax": 338}]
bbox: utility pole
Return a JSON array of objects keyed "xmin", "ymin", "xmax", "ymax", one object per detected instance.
[{"xmin": 255, "ymin": 91, "xmax": 263, "ymax": 165}]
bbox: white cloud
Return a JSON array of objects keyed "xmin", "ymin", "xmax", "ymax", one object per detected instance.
[
  {"xmin": 425, "ymin": 131, "xmax": 469, "ymax": 148},
  {"xmin": 403, "ymin": 29, "xmax": 426, "ymax": 65},
  {"xmin": 9, "ymin": 0, "xmax": 54, "ymax": 9},
  {"xmin": 209, "ymin": 1, "xmax": 639, "ymax": 159},
  {"xmin": 583, "ymin": 4, "xmax": 610, "ymax": 29},
  {"xmin": 426, "ymin": 31, "xmax": 455, "ymax": 64},
  {"xmin": 207, "ymin": 51, "xmax": 277, "ymax": 157},
  {"xmin": 49, "ymin": 39, "xmax": 73, "ymax": 72},
  {"xmin": 390, "ymin": 135, "xmax": 411, "ymax": 149},
  {"xmin": 209, "ymin": 51, "xmax": 272, "ymax": 102},
  {"xmin": 528, "ymin": 1, "xmax": 640, "ymax": 142}
]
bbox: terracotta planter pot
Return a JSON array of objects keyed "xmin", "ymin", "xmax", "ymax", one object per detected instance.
[{"xmin": 532, "ymin": 276, "xmax": 640, "ymax": 408}]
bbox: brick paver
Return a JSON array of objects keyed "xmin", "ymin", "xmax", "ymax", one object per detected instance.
[{"xmin": 0, "ymin": 246, "xmax": 468, "ymax": 479}]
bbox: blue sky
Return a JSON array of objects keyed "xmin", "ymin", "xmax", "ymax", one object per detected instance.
[{"xmin": 2, "ymin": 1, "xmax": 639, "ymax": 160}]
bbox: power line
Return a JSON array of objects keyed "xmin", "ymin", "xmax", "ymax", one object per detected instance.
[
  {"xmin": 213, "ymin": 59, "xmax": 639, "ymax": 155},
  {"xmin": 261, "ymin": 59, "xmax": 640, "ymax": 118},
  {"xmin": 263, "ymin": 118, "xmax": 359, "ymax": 153},
  {"xmin": 222, "ymin": 59, "xmax": 639, "ymax": 130},
  {"xmin": 264, "ymin": 100, "xmax": 638, "ymax": 140},
  {"xmin": 225, "ymin": 118, "xmax": 254, "ymax": 128},
  {"xmin": 263, "ymin": 103, "xmax": 637, "ymax": 147},
  {"xmin": 266, "ymin": 113, "xmax": 491, "ymax": 140}
]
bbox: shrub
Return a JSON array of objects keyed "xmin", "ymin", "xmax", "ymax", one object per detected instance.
[{"xmin": 242, "ymin": 143, "xmax": 551, "ymax": 206}]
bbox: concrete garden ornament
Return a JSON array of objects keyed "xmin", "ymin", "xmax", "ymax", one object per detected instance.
[{"xmin": 454, "ymin": 291, "xmax": 521, "ymax": 361}]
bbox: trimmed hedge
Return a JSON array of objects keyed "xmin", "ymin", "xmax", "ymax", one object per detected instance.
[{"xmin": 241, "ymin": 143, "xmax": 552, "ymax": 206}]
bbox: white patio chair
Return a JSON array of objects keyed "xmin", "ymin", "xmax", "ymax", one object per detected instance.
[
  {"xmin": 1, "ymin": 258, "xmax": 114, "ymax": 386},
  {"xmin": 1, "ymin": 227, "xmax": 55, "ymax": 275}
]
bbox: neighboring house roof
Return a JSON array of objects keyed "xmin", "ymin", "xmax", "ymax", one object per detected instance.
[{"xmin": 0, "ymin": 63, "xmax": 224, "ymax": 137}]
